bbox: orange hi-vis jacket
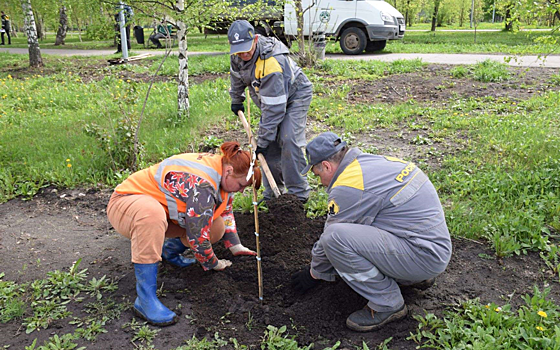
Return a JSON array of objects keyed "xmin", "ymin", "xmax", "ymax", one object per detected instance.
[{"xmin": 115, "ymin": 153, "xmax": 232, "ymax": 228}]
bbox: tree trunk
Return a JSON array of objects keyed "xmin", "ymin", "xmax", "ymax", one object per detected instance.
[
  {"xmin": 405, "ymin": 0, "xmax": 411, "ymax": 27},
  {"xmin": 55, "ymin": 6, "xmax": 68, "ymax": 46},
  {"xmin": 504, "ymin": 7, "xmax": 513, "ymax": 31},
  {"xmin": 176, "ymin": 0, "xmax": 189, "ymax": 117},
  {"xmin": 295, "ymin": 0, "xmax": 305, "ymax": 58},
  {"xmin": 470, "ymin": 0, "xmax": 475, "ymax": 28},
  {"xmin": 177, "ymin": 19, "xmax": 189, "ymax": 117},
  {"xmin": 33, "ymin": 10, "xmax": 45, "ymax": 40},
  {"xmin": 21, "ymin": 0, "xmax": 43, "ymax": 67},
  {"xmin": 431, "ymin": 1, "xmax": 439, "ymax": 31}
]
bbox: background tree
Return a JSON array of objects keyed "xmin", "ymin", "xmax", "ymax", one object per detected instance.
[
  {"xmin": 54, "ymin": 5, "xmax": 68, "ymax": 45},
  {"xmin": 21, "ymin": 0, "xmax": 43, "ymax": 67}
]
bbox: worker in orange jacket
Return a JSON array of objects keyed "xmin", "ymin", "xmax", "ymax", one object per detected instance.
[{"xmin": 107, "ymin": 141, "xmax": 261, "ymax": 326}]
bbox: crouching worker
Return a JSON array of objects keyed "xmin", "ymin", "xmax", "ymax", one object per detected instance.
[
  {"xmin": 107, "ymin": 141, "xmax": 261, "ymax": 326},
  {"xmin": 291, "ymin": 132, "xmax": 452, "ymax": 332}
]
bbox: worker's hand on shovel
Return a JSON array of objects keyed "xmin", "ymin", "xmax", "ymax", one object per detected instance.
[
  {"xmin": 230, "ymin": 244, "xmax": 257, "ymax": 256},
  {"xmin": 213, "ymin": 259, "xmax": 232, "ymax": 271}
]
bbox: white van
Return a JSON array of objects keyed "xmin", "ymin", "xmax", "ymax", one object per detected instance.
[{"xmin": 282, "ymin": 0, "xmax": 405, "ymax": 54}]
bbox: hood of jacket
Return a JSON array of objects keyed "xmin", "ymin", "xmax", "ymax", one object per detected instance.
[{"xmin": 257, "ymin": 35, "xmax": 289, "ymax": 60}]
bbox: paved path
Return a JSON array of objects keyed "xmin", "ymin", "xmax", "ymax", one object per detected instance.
[
  {"xmin": 2, "ymin": 47, "xmax": 559, "ymax": 68},
  {"xmin": 327, "ymin": 52, "xmax": 560, "ymax": 68}
]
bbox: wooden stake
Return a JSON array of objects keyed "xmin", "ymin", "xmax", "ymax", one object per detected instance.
[{"xmin": 247, "ymin": 100, "xmax": 264, "ymax": 302}]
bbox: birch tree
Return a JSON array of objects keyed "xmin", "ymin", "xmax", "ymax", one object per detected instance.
[
  {"xmin": 21, "ymin": 0, "xmax": 43, "ymax": 67},
  {"xmin": 176, "ymin": 0, "xmax": 189, "ymax": 117}
]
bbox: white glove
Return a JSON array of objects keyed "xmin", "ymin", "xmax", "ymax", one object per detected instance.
[
  {"xmin": 230, "ymin": 244, "xmax": 257, "ymax": 256},
  {"xmin": 213, "ymin": 259, "xmax": 232, "ymax": 271}
]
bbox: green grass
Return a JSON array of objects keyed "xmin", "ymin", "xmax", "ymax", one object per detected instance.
[
  {"xmin": 321, "ymin": 30, "xmax": 560, "ymax": 55},
  {"xmin": 406, "ymin": 22, "xmax": 556, "ymax": 30},
  {"xmin": 409, "ymin": 285, "xmax": 560, "ymax": 348},
  {"xmin": 4, "ymin": 32, "xmax": 230, "ymax": 52}
]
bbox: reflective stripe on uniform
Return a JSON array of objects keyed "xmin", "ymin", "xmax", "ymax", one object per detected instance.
[
  {"xmin": 261, "ymin": 94, "xmax": 287, "ymax": 105},
  {"xmin": 338, "ymin": 266, "xmax": 380, "ymax": 282},
  {"xmin": 154, "ymin": 158, "xmax": 222, "ymax": 226}
]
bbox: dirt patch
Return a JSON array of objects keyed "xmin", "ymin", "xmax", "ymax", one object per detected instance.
[
  {"xmin": 342, "ymin": 65, "xmax": 560, "ymax": 105},
  {"xmin": 1, "ymin": 189, "xmax": 559, "ymax": 349},
  {"xmin": 1, "ymin": 57, "xmax": 226, "ymax": 85}
]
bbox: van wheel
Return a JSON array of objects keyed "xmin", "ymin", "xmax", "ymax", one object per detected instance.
[
  {"xmin": 365, "ymin": 40, "xmax": 387, "ymax": 53},
  {"xmin": 340, "ymin": 27, "xmax": 367, "ymax": 55}
]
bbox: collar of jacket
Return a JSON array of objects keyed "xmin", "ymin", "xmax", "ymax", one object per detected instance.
[{"xmin": 327, "ymin": 148, "xmax": 362, "ymax": 192}]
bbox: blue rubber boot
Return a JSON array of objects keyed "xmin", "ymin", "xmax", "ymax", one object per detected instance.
[
  {"xmin": 133, "ymin": 263, "xmax": 178, "ymax": 326},
  {"xmin": 162, "ymin": 238, "xmax": 196, "ymax": 267}
]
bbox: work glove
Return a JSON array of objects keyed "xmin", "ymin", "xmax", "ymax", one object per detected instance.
[
  {"xmin": 291, "ymin": 266, "xmax": 320, "ymax": 294},
  {"xmin": 230, "ymin": 244, "xmax": 257, "ymax": 256},
  {"xmin": 231, "ymin": 103, "xmax": 245, "ymax": 116},
  {"xmin": 213, "ymin": 259, "xmax": 232, "ymax": 271},
  {"xmin": 255, "ymin": 146, "xmax": 268, "ymax": 158}
]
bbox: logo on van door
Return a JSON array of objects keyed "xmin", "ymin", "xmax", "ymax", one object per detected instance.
[{"xmin": 320, "ymin": 11, "xmax": 330, "ymax": 23}]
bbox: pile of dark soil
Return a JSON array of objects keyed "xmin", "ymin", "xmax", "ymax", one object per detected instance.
[{"xmin": 1, "ymin": 190, "xmax": 559, "ymax": 349}]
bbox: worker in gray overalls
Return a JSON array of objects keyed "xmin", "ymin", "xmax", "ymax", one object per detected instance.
[
  {"xmin": 292, "ymin": 132, "xmax": 452, "ymax": 332},
  {"xmin": 228, "ymin": 20, "xmax": 311, "ymax": 203}
]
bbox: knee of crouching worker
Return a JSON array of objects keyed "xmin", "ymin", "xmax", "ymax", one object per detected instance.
[{"xmin": 320, "ymin": 224, "xmax": 347, "ymax": 251}]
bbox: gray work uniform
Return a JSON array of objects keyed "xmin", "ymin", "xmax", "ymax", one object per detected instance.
[
  {"xmin": 311, "ymin": 148, "xmax": 452, "ymax": 312},
  {"xmin": 230, "ymin": 36, "xmax": 312, "ymax": 200}
]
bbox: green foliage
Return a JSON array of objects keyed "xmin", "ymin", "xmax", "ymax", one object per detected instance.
[
  {"xmin": 85, "ymin": 275, "xmax": 118, "ymax": 300},
  {"xmin": 472, "ymin": 59, "xmax": 511, "ymax": 82},
  {"xmin": 261, "ymin": 325, "xmax": 312, "ymax": 350},
  {"xmin": 132, "ymin": 325, "xmax": 160, "ymax": 344},
  {"xmin": 233, "ymin": 187, "xmax": 268, "ymax": 214},
  {"xmin": 24, "ymin": 299, "xmax": 72, "ymax": 334},
  {"xmin": 73, "ymin": 320, "xmax": 108, "ymax": 341},
  {"xmin": 304, "ymin": 176, "xmax": 329, "ymax": 219},
  {"xmin": 83, "ymin": 82, "xmax": 145, "ymax": 172},
  {"xmin": 549, "ymin": 73, "xmax": 560, "ymax": 86},
  {"xmin": 0, "ymin": 274, "xmax": 26, "ymax": 323},
  {"xmin": 26, "ymin": 333, "xmax": 85, "ymax": 350},
  {"xmin": 450, "ymin": 65, "xmax": 469, "ymax": 78},
  {"xmin": 409, "ymin": 286, "xmax": 560, "ymax": 349},
  {"xmin": 202, "ymin": 135, "xmax": 224, "ymax": 150},
  {"xmin": 85, "ymin": 21, "xmax": 115, "ymax": 41}
]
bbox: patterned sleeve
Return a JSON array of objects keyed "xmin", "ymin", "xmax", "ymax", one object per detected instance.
[
  {"xmin": 163, "ymin": 171, "xmax": 219, "ymax": 270},
  {"xmin": 221, "ymin": 194, "xmax": 241, "ymax": 248}
]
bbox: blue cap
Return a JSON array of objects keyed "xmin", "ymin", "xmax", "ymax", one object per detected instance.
[
  {"xmin": 228, "ymin": 20, "xmax": 255, "ymax": 55},
  {"xmin": 301, "ymin": 132, "xmax": 347, "ymax": 174}
]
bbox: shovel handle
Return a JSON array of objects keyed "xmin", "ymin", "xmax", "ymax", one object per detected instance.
[{"xmin": 237, "ymin": 111, "xmax": 281, "ymax": 198}]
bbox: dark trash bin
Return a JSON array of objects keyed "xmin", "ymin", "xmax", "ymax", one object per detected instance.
[{"xmin": 133, "ymin": 25, "xmax": 144, "ymax": 44}]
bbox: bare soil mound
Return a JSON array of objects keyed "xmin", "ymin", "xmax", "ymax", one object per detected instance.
[{"xmin": 1, "ymin": 189, "xmax": 559, "ymax": 349}]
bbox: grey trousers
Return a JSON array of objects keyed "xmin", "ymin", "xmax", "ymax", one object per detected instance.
[
  {"xmin": 262, "ymin": 88, "xmax": 312, "ymax": 201},
  {"xmin": 311, "ymin": 223, "xmax": 446, "ymax": 312}
]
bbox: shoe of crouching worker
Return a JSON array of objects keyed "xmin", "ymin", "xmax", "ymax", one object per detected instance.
[
  {"xmin": 162, "ymin": 238, "xmax": 196, "ymax": 267},
  {"xmin": 411, "ymin": 277, "xmax": 436, "ymax": 290},
  {"xmin": 346, "ymin": 304, "xmax": 408, "ymax": 332},
  {"xmin": 398, "ymin": 277, "xmax": 436, "ymax": 291},
  {"xmin": 133, "ymin": 263, "xmax": 178, "ymax": 326}
]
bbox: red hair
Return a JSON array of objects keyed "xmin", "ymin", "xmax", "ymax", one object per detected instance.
[{"xmin": 220, "ymin": 141, "xmax": 262, "ymax": 190}]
